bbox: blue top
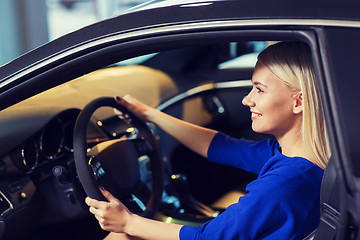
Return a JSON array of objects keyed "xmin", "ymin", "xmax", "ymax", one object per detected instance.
[{"xmin": 180, "ymin": 132, "xmax": 324, "ymax": 240}]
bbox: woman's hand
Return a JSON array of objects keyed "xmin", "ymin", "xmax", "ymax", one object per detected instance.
[
  {"xmin": 114, "ymin": 95, "xmax": 158, "ymax": 123},
  {"xmin": 86, "ymin": 188, "xmax": 182, "ymax": 240},
  {"xmin": 114, "ymin": 94, "xmax": 217, "ymax": 158},
  {"xmin": 85, "ymin": 188, "xmax": 132, "ymax": 233}
]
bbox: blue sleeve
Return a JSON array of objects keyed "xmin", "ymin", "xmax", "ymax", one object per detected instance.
[
  {"xmin": 179, "ymin": 166, "xmax": 322, "ymax": 240},
  {"xmin": 180, "ymin": 176, "xmax": 285, "ymax": 240},
  {"xmin": 207, "ymin": 132, "xmax": 278, "ymax": 174}
]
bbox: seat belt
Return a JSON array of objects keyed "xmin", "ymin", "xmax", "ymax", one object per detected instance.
[{"xmin": 313, "ymin": 157, "xmax": 341, "ymax": 240}]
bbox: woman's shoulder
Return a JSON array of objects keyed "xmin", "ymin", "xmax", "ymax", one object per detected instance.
[
  {"xmin": 258, "ymin": 154, "xmax": 324, "ymax": 189},
  {"xmin": 246, "ymin": 162, "xmax": 323, "ymax": 204}
]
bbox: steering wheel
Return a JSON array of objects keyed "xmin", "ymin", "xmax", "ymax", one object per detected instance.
[{"xmin": 73, "ymin": 97, "xmax": 163, "ymax": 217}]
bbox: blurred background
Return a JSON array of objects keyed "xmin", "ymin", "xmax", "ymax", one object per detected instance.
[{"xmin": 0, "ymin": 0, "xmax": 148, "ymax": 66}]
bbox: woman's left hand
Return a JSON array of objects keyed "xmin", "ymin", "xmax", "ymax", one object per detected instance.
[{"xmin": 85, "ymin": 188, "xmax": 132, "ymax": 233}]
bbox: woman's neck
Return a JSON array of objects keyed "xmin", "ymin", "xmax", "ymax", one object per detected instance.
[
  {"xmin": 276, "ymin": 127, "xmax": 311, "ymax": 159},
  {"xmin": 276, "ymin": 130, "xmax": 322, "ymax": 168}
]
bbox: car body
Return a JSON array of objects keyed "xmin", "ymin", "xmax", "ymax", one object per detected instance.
[{"xmin": 0, "ymin": 0, "xmax": 360, "ymax": 239}]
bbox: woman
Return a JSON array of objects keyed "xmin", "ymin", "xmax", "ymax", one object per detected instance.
[{"xmin": 85, "ymin": 41, "xmax": 331, "ymax": 239}]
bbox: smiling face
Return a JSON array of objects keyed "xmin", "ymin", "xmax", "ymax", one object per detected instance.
[{"xmin": 242, "ymin": 61, "xmax": 302, "ymax": 139}]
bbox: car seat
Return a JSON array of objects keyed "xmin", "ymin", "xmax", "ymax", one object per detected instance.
[{"xmin": 303, "ymin": 156, "xmax": 341, "ymax": 240}]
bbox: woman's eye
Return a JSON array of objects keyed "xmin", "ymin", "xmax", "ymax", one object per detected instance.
[{"xmin": 256, "ymin": 87, "xmax": 263, "ymax": 93}]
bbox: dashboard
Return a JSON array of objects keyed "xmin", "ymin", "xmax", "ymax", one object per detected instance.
[
  {"xmin": 0, "ymin": 106, "xmax": 144, "ymax": 239},
  {"xmin": 0, "ymin": 109, "xmax": 94, "ymax": 237},
  {"xmin": 4, "ymin": 109, "xmax": 79, "ymax": 173},
  {"xmin": 0, "ymin": 65, "xmax": 177, "ymax": 239}
]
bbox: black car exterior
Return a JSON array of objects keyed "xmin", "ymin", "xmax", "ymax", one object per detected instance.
[{"xmin": 0, "ymin": 0, "xmax": 360, "ymax": 239}]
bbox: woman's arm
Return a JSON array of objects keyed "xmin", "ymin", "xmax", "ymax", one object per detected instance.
[
  {"xmin": 116, "ymin": 95, "xmax": 217, "ymax": 158},
  {"xmin": 86, "ymin": 188, "xmax": 182, "ymax": 240},
  {"xmin": 104, "ymin": 232, "xmax": 141, "ymax": 240}
]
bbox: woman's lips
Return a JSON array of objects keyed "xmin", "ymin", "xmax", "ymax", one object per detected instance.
[{"xmin": 251, "ymin": 112, "xmax": 262, "ymax": 120}]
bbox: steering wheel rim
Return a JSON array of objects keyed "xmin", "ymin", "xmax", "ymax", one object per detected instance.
[{"xmin": 73, "ymin": 97, "xmax": 163, "ymax": 217}]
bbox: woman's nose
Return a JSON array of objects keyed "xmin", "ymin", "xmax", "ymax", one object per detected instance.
[{"xmin": 242, "ymin": 93, "xmax": 253, "ymax": 107}]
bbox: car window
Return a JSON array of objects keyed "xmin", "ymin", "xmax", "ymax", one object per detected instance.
[
  {"xmin": 218, "ymin": 41, "xmax": 268, "ymax": 69},
  {"xmin": 116, "ymin": 41, "xmax": 268, "ymax": 70},
  {"xmin": 218, "ymin": 52, "xmax": 259, "ymax": 69},
  {"xmin": 117, "ymin": 53, "xmax": 159, "ymax": 66}
]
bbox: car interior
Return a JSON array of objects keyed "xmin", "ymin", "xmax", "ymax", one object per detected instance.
[{"xmin": 0, "ymin": 37, "xmax": 329, "ymax": 240}]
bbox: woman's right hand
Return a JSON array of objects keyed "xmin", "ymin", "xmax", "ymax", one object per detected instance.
[
  {"xmin": 114, "ymin": 95, "xmax": 158, "ymax": 123},
  {"xmin": 86, "ymin": 188, "xmax": 132, "ymax": 234}
]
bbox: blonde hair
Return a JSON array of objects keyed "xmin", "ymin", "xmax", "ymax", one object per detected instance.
[{"xmin": 258, "ymin": 42, "xmax": 330, "ymax": 169}]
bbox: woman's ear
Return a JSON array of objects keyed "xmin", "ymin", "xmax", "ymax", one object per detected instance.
[{"xmin": 293, "ymin": 92, "xmax": 303, "ymax": 114}]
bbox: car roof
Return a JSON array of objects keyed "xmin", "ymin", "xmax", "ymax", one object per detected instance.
[
  {"xmin": 124, "ymin": 0, "xmax": 360, "ymax": 21},
  {"xmin": 123, "ymin": 0, "xmax": 224, "ymax": 13},
  {"xmin": 1, "ymin": 0, "xmax": 360, "ymax": 82}
]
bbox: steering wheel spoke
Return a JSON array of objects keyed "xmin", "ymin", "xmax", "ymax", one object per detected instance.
[
  {"xmin": 133, "ymin": 138, "xmax": 153, "ymax": 155},
  {"xmin": 120, "ymin": 181, "xmax": 152, "ymax": 214}
]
